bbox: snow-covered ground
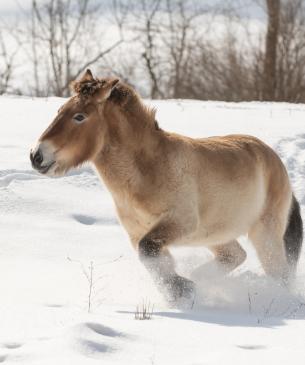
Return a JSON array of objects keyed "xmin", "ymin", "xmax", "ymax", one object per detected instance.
[{"xmin": 1, "ymin": 96, "xmax": 305, "ymax": 364}]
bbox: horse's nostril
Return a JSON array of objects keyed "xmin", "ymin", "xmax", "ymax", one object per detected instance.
[{"xmin": 32, "ymin": 149, "xmax": 43, "ymax": 168}]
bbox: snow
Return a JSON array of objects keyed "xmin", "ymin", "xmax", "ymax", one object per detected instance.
[{"xmin": 1, "ymin": 95, "xmax": 305, "ymax": 364}]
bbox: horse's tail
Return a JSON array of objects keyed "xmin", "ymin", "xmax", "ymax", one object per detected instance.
[{"xmin": 284, "ymin": 194, "xmax": 303, "ymax": 273}]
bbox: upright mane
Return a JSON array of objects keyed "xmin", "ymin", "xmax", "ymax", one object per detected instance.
[
  {"xmin": 108, "ymin": 82, "xmax": 159, "ymax": 130},
  {"xmin": 72, "ymin": 77, "xmax": 106, "ymax": 98},
  {"xmin": 72, "ymin": 76, "xmax": 159, "ymax": 130}
]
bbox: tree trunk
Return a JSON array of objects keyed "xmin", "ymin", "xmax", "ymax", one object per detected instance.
[{"xmin": 263, "ymin": 0, "xmax": 280, "ymax": 101}]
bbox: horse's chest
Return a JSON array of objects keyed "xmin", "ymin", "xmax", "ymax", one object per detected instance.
[{"xmin": 114, "ymin": 197, "xmax": 160, "ymax": 246}]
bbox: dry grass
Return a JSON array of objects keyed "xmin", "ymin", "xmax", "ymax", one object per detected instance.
[{"xmin": 135, "ymin": 299, "xmax": 154, "ymax": 320}]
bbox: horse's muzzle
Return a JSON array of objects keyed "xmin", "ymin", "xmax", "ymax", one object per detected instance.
[
  {"xmin": 30, "ymin": 146, "xmax": 55, "ymax": 174},
  {"xmin": 30, "ymin": 148, "xmax": 43, "ymax": 169}
]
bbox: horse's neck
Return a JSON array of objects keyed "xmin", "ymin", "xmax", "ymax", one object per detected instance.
[{"xmin": 93, "ymin": 109, "xmax": 161, "ymax": 195}]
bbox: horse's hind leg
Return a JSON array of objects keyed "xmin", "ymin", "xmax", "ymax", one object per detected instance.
[
  {"xmin": 249, "ymin": 189, "xmax": 304, "ymax": 284},
  {"xmin": 210, "ymin": 240, "xmax": 247, "ymax": 272},
  {"xmin": 249, "ymin": 218, "xmax": 290, "ymax": 283},
  {"xmin": 191, "ymin": 240, "xmax": 246, "ymax": 281}
]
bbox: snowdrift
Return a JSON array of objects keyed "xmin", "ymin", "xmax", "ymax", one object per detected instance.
[{"xmin": 1, "ymin": 96, "xmax": 305, "ymax": 364}]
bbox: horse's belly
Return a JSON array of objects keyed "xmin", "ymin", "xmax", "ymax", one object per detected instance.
[
  {"xmin": 174, "ymin": 182, "xmax": 266, "ymax": 247},
  {"xmin": 174, "ymin": 215, "xmax": 254, "ymax": 247}
]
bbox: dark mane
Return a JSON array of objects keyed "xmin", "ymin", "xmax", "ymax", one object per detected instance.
[
  {"xmin": 108, "ymin": 82, "xmax": 139, "ymax": 107},
  {"xmin": 71, "ymin": 78, "xmax": 105, "ymax": 97},
  {"xmin": 72, "ymin": 76, "xmax": 160, "ymax": 131},
  {"xmin": 108, "ymin": 82, "xmax": 160, "ymax": 130}
]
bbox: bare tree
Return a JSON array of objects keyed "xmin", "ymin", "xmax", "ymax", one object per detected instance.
[
  {"xmin": 152, "ymin": 2, "xmax": 263, "ymax": 101},
  {"xmin": 263, "ymin": 0, "xmax": 280, "ymax": 100},
  {"xmin": 6, "ymin": 0, "xmax": 305, "ymax": 103},
  {"xmin": 162, "ymin": 0, "xmax": 208, "ymax": 98},
  {"xmin": 276, "ymin": 0, "xmax": 305, "ymax": 102},
  {"xmin": 26, "ymin": 0, "xmax": 123, "ymax": 96},
  {"xmin": 133, "ymin": 0, "xmax": 164, "ymax": 98},
  {"xmin": 0, "ymin": 29, "xmax": 18, "ymax": 94},
  {"xmin": 111, "ymin": 0, "xmax": 305, "ymax": 103},
  {"xmin": 129, "ymin": 0, "xmax": 211, "ymax": 98}
]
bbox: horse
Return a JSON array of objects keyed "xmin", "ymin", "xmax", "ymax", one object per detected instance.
[{"xmin": 30, "ymin": 69, "xmax": 303, "ymax": 304}]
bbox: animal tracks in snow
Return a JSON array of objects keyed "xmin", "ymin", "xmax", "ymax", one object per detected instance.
[
  {"xmin": 2, "ymin": 343, "xmax": 23, "ymax": 350},
  {"xmin": 72, "ymin": 322, "xmax": 127, "ymax": 359},
  {"xmin": 79, "ymin": 339, "xmax": 110, "ymax": 355},
  {"xmin": 236, "ymin": 344, "xmax": 266, "ymax": 350},
  {"xmin": 85, "ymin": 322, "xmax": 123, "ymax": 338},
  {"xmin": 72, "ymin": 213, "xmax": 118, "ymax": 226},
  {"xmin": 0, "ymin": 169, "xmax": 43, "ymax": 188},
  {"xmin": 0, "ymin": 322, "xmax": 127, "ymax": 362},
  {"xmin": 72, "ymin": 214, "xmax": 98, "ymax": 225},
  {"xmin": 44, "ymin": 303, "xmax": 64, "ymax": 308},
  {"xmin": 0, "ymin": 342, "xmax": 23, "ymax": 363},
  {"xmin": 0, "ymin": 167, "xmax": 101, "ymax": 192}
]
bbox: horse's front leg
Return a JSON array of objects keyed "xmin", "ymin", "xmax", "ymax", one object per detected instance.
[{"xmin": 138, "ymin": 222, "xmax": 195, "ymax": 303}]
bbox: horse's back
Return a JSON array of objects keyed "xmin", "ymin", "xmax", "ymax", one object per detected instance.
[
  {"xmin": 193, "ymin": 134, "xmax": 290, "ymax": 193},
  {"xmin": 176, "ymin": 134, "xmax": 292, "ymax": 245}
]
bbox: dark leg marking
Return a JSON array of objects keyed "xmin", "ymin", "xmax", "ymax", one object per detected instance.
[
  {"xmin": 138, "ymin": 237, "xmax": 195, "ymax": 303},
  {"xmin": 211, "ymin": 240, "xmax": 247, "ymax": 272},
  {"xmin": 138, "ymin": 238, "xmax": 162, "ymax": 259}
]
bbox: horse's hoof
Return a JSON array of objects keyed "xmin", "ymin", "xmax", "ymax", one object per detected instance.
[{"xmin": 167, "ymin": 276, "xmax": 196, "ymax": 308}]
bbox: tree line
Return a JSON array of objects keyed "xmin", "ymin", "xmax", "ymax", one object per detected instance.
[{"xmin": 0, "ymin": 0, "xmax": 305, "ymax": 102}]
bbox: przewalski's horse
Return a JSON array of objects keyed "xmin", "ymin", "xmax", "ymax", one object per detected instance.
[{"xmin": 30, "ymin": 69, "xmax": 303, "ymax": 303}]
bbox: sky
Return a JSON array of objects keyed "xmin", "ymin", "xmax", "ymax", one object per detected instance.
[
  {"xmin": 0, "ymin": 0, "xmax": 31, "ymax": 16},
  {"xmin": 0, "ymin": 0, "xmax": 266, "ymax": 20}
]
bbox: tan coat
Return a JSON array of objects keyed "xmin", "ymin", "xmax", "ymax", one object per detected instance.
[{"xmin": 31, "ymin": 70, "xmax": 302, "ymax": 303}]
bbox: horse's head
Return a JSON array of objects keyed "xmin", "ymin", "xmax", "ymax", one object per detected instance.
[{"xmin": 30, "ymin": 69, "xmax": 119, "ymax": 176}]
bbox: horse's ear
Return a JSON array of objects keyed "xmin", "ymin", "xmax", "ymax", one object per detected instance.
[
  {"xmin": 109, "ymin": 78, "xmax": 120, "ymax": 90},
  {"xmin": 79, "ymin": 69, "xmax": 94, "ymax": 83},
  {"xmin": 95, "ymin": 78, "xmax": 120, "ymax": 103},
  {"xmin": 108, "ymin": 78, "xmax": 120, "ymax": 98},
  {"xmin": 71, "ymin": 69, "xmax": 96, "ymax": 95}
]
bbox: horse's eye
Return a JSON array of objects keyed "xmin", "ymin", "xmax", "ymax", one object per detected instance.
[{"xmin": 73, "ymin": 113, "xmax": 86, "ymax": 124}]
